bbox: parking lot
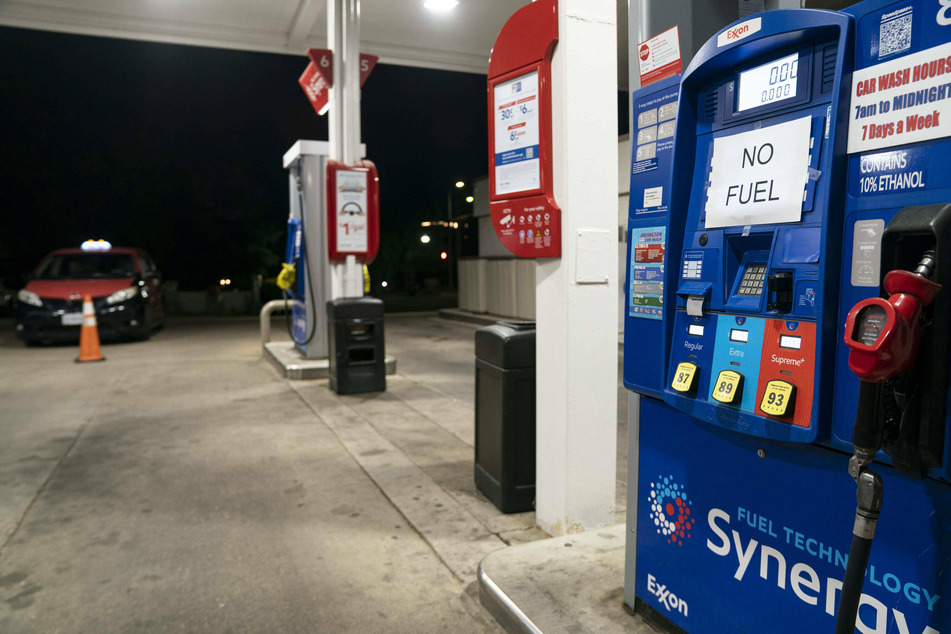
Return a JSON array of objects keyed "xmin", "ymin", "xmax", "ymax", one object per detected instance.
[{"xmin": 0, "ymin": 314, "xmax": 630, "ymax": 633}]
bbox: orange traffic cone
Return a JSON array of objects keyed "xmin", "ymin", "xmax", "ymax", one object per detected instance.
[{"xmin": 76, "ymin": 295, "xmax": 105, "ymax": 362}]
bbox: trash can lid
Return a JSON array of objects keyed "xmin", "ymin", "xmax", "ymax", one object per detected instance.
[
  {"xmin": 327, "ymin": 297, "xmax": 385, "ymax": 319},
  {"xmin": 475, "ymin": 321, "xmax": 535, "ymax": 369}
]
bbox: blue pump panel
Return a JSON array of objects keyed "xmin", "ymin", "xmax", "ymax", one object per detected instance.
[
  {"xmin": 623, "ymin": 74, "xmax": 681, "ymax": 398},
  {"xmin": 833, "ymin": 0, "xmax": 951, "ymax": 480},
  {"xmin": 656, "ymin": 9, "xmax": 854, "ymax": 444},
  {"xmin": 634, "ymin": 398, "xmax": 951, "ymax": 633},
  {"xmin": 283, "ymin": 215, "xmax": 307, "ymax": 347}
]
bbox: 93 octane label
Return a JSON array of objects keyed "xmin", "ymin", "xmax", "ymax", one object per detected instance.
[{"xmin": 760, "ymin": 380, "xmax": 795, "ymax": 417}]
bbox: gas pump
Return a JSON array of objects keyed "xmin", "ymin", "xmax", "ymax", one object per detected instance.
[
  {"xmin": 282, "ymin": 141, "xmax": 333, "ymax": 359},
  {"xmin": 622, "ymin": 1, "xmax": 951, "ymax": 632}
]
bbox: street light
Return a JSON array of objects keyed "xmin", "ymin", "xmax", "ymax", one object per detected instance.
[{"xmin": 445, "ymin": 180, "xmax": 469, "ymax": 292}]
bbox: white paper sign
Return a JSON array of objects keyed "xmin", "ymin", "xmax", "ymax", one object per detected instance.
[
  {"xmin": 644, "ymin": 186, "xmax": 663, "ymax": 207},
  {"xmin": 848, "ymin": 41, "xmax": 951, "ymax": 154},
  {"xmin": 494, "ymin": 70, "xmax": 540, "ymax": 196},
  {"xmin": 335, "ymin": 170, "xmax": 369, "ymax": 252},
  {"xmin": 705, "ymin": 116, "xmax": 811, "ymax": 229}
]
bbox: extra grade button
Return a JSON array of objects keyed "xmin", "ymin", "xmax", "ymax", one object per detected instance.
[{"xmin": 711, "ymin": 370, "xmax": 743, "ymax": 405}]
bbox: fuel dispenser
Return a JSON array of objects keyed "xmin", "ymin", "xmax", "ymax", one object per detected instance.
[
  {"xmin": 279, "ymin": 141, "xmax": 378, "ymax": 360},
  {"xmin": 281, "ymin": 142, "xmax": 332, "ymax": 358},
  {"xmin": 624, "ymin": 5, "xmax": 951, "ymax": 632}
]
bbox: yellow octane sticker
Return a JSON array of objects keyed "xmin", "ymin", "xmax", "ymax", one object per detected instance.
[
  {"xmin": 671, "ymin": 362, "xmax": 698, "ymax": 393},
  {"xmin": 761, "ymin": 380, "xmax": 795, "ymax": 417},
  {"xmin": 712, "ymin": 370, "xmax": 742, "ymax": 404}
]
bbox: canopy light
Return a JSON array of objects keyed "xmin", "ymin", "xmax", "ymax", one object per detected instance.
[
  {"xmin": 466, "ymin": 196, "xmax": 474, "ymax": 203},
  {"xmin": 424, "ymin": 0, "xmax": 459, "ymax": 11},
  {"xmin": 420, "ymin": 235, "xmax": 431, "ymax": 244},
  {"xmin": 81, "ymin": 239, "xmax": 112, "ymax": 251},
  {"xmin": 455, "ymin": 181, "xmax": 465, "ymax": 188}
]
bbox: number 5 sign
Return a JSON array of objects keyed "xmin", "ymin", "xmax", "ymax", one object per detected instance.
[{"xmin": 298, "ymin": 49, "xmax": 379, "ymax": 116}]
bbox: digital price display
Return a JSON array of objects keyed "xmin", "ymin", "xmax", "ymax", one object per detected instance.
[{"xmin": 737, "ymin": 52, "xmax": 799, "ymax": 112}]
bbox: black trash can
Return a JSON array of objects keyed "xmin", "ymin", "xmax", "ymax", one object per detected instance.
[
  {"xmin": 474, "ymin": 321, "xmax": 535, "ymax": 513},
  {"xmin": 327, "ymin": 297, "xmax": 385, "ymax": 395}
]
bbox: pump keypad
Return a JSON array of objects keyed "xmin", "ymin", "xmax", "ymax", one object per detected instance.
[
  {"xmin": 671, "ymin": 362, "xmax": 699, "ymax": 394},
  {"xmin": 738, "ymin": 265, "xmax": 767, "ymax": 296},
  {"xmin": 711, "ymin": 370, "xmax": 743, "ymax": 405},
  {"xmin": 760, "ymin": 380, "xmax": 796, "ymax": 417}
]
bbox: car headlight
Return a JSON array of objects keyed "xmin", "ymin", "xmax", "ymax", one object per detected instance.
[
  {"xmin": 17, "ymin": 289, "xmax": 43, "ymax": 307},
  {"xmin": 106, "ymin": 287, "xmax": 139, "ymax": 305}
]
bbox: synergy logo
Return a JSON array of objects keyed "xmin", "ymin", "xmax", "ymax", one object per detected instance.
[{"xmin": 649, "ymin": 475, "xmax": 695, "ymax": 545}]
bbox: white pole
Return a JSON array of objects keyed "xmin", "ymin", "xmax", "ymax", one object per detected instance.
[
  {"xmin": 329, "ymin": 0, "xmax": 364, "ymax": 298},
  {"xmin": 535, "ymin": 0, "xmax": 619, "ymax": 535}
]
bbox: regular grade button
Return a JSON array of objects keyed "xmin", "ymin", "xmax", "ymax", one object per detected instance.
[
  {"xmin": 711, "ymin": 370, "xmax": 743, "ymax": 405},
  {"xmin": 671, "ymin": 362, "xmax": 699, "ymax": 395},
  {"xmin": 760, "ymin": 380, "xmax": 796, "ymax": 418}
]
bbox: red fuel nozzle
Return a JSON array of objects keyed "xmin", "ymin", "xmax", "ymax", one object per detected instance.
[{"xmin": 843, "ymin": 252, "xmax": 941, "ymax": 382}]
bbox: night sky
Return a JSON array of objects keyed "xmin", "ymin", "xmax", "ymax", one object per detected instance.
[{"xmin": 0, "ymin": 26, "xmax": 491, "ymax": 292}]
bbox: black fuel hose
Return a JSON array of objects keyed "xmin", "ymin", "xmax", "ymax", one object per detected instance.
[
  {"xmin": 835, "ymin": 470, "xmax": 883, "ymax": 633},
  {"xmin": 835, "ymin": 534, "xmax": 874, "ymax": 633},
  {"xmin": 851, "ymin": 381, "xmax": 882, "ymax": 450}
]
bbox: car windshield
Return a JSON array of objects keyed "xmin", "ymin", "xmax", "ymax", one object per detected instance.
[{"xmin": 35, "ymin": 253, "xmax": 137, "ymax": 279}]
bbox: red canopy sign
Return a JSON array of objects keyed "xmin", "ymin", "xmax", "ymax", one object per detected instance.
[{"xmin": 298, "ymin": 49, "xmax": 379, "ymax": 116}]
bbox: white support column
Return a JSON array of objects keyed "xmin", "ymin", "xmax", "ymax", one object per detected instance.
[
  {"xmin": 329, "ymin": 0, "xmax": 364, "ymax": 298},
  {"xmin": 535, "ymin": 0, "xmax": 619, "ymax": 536}
]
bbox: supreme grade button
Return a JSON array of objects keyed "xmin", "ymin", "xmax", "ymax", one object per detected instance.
[{"xmin": 760, "ymin": 380, "xmax": 796, "ymax": 418}]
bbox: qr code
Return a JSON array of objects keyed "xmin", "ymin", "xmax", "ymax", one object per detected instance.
[
  {"xmin": 879, "ymin": 13, "xmax": 912, "ymax": 57},
  {"xmin": 526, "ymin": 147, "xmax": 534, "ymax": 159}
]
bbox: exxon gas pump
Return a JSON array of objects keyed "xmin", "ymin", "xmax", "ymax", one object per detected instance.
[{"xmin": 624, "ymin": 2, "xmax": 951, "ymax": 632}]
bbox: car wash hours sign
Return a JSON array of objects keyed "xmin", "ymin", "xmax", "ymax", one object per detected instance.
[
  {"xmin": 846, "ymin": 1, "xmax": 951, "ymax": 198},
  {"xmin": 848, "ymin": 0, "xmax": 951, "ymax": 157},
  {"xmin": 849, "ymin": 41, "xmax": 951, "ymax": 153},
  {"xmin": 705, "ymin": 116, "xmax": 811, "ymax": 229}
]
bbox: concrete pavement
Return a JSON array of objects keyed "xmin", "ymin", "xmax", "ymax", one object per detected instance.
[{"xmin": 0, "ymin": 313, "xmax": 648, "ymax": 633}]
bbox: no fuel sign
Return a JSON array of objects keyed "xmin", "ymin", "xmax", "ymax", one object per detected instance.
[{"xmin": 705, "ymin": 116, "xmax": 812, "ymax": 229}]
